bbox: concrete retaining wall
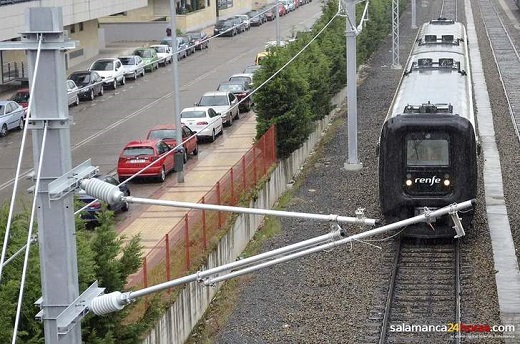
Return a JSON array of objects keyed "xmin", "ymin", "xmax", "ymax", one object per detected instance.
[{"xmin": 142, "ymin": 88, "xmax": 346, "ymax": 344}]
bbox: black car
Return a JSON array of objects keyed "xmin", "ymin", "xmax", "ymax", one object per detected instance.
[
  {"xmin": 68, "ymin": 70, "xmax": 104, "ymax": 101},
  {"xmin": 217, "ymin": 81, "xmax": 253, "ymax": 112},
  {"xmin": 179, "ymin": 35, "xmax": 196, "ymax": 55},
  {"xmin": 186, "ymin": 31, "xmax": 209, "ymax": 50},
  {"xmin": 229, "ymin": 17, "xmax": 246, "ymax": 33},
  {"xmin": 77, "ymin": 175, "xmax": 130, "ymax": 225},
  {"xmin": 247, "ymin": 11, "xmax": 266, "ymax": 26},
  {"xmin": 214, "ymin": 19, "xmax": 238, "ymax": 37}
]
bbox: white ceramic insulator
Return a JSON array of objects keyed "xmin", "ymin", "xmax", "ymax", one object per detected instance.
[
  {"xmin": 89, "ymin": 291, "xmax": 126, "ymax": 315},
  {"xmin": 80, "ymin": 178, "xmax": 124, "ymax": 205}
]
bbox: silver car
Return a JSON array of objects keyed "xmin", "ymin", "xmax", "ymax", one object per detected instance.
[
  {"xmin": 88, "ymin": 58, "xmax": 126, "ymax": 89},
  {"xmin": 0, "ymin": 100, "xmax": 25, "ymax": 137},
  {"xmin": 66, "ymin": 79, "xmax": 80, "ymax": 107},
  {"xmin": 195, "ymin": 91, "xmax": 239, "ymax": 127},
  {"xmin": 118, "ymin": 55, "xmax": 146, "ymax": 80}
]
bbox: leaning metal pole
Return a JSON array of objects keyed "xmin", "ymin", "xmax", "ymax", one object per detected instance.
[
  {"xmin": 391, "ymin": 0, "xmax": 402, "ymax": 69},
  {"xmin": 25, "ymin": 8, "xmax": 81, "ymax": 344},
  {"xmin": 344, "ymin": 0, "xmax": 363, "ymax": 170}
]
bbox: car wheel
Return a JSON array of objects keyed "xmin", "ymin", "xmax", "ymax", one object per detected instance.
[
  {"xmin": 19, "ymin": 118, "xmax": 24, "ymax": 130},
  {"xmin": 193, "ymin": 144, "xmax": 198, "ymax": 155},
  {"xmin": 228, "ymin": 115, "xmax": 233, "ymax": 126},
  {"xmin": 158, "ymin": 166, "xmax": 166, "ymax": 182},
  {"xmin": 121, "ymin": 76, "xmax": 126, "ymax": 85},
  {"xmin": 89, "ymin": 89, "xmax": 95, "ymax": 101},
  {"xmin": 133, "ymin": 71, "xmax": 137, "ymax": 80},
  {"xmin": 0, "ymin": 124, "xmax": 7, "ymax": 137},
  {"xmin": 210, "ymin": 129, "xmax": 216, "ymax": 142},
  {"xmin": 183, "ymin": 149, "xmax": 188, "ymax": 164},
  {"xmin": 118, "ymin": 176, "xmax": 127, "ymax": 183},
  {"xmin": 121, "ymin": 201, "xmax": 129, "ymax": 212},
  {"xmin": 141, "ymin": 69, "xmax": 146, "ymax": 77},
  {"xmin": 98, "ymin": 86, "xmax": 104, "ymax": 97},
  {"xmin": 74, "ymin": 96, "xmax": 80, "ymax": 106},
  {"xmin": 235, "ymin": 111, "xmax": 240, "ymax": 120},
  {"xmin": 112, "ymin": 80, "xmax": 117, "ymax": 90}
]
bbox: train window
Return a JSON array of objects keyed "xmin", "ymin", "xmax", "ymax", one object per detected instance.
[{"xmin": 406, "ymin": 134, "xmax": 449, "ymax": 166}]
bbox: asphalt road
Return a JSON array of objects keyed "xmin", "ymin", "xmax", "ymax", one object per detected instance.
[{"xmin": 0, "ymin": 3, "xmax": 323, "ymax": 210}]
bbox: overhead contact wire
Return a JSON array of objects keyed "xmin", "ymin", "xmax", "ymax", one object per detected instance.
[{"xmin": 0, "ymin": 35, "xmax": 43, "ymax": 283}]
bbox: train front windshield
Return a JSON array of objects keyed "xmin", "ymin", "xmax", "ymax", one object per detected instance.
[{"xmin": 406, "ymin": 133, "xmax": 449, "ymax": 166}]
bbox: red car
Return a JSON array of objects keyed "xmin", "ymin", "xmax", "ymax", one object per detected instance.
[
  {"xmin": 146, "ymin": 124, "xmax": 199, "ymax": 163},
  {"xmin": 117, "ymin": 139, "xmax": 175, "ymax": 183},
  {"xmin": 10, "ymin": 88, "xmax": 30, "ymax": 117}
]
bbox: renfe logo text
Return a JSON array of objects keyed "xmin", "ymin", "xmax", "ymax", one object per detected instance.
[{"xmin": 415, "ymin": 176, "xmax": 441, "ymax": 186}]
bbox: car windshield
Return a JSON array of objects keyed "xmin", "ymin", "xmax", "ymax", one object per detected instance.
[
  {"xmin": 154, "ymin": 46, "xmax": 166, "ymax": 53},
  {"xmin": 230, "ymin": 77, "xmax": 250, "ymax": 84},
  {"xmin": 218, "ymin": 84, "xmax": 243, "ymax": 92},
  {"xmin": 70, "ymin": 74, "xmax": 90, "ymax": 84},
  {"xmin": 181, "ymin": 111, "xmax": 206, "ymax": 118},
  {"xmin": 91, "ymin": 61, "xmax": 113, "ymax": 71},
  {"xmin": 11, "ymin": 92, "xmax": 29, "ymax": 102},
  {"xmin": 122, "ymin": 147, "xmax": 155, "ymax": 157},
  {"xmin": 199, "ymin": 96, "xmax": 228, "ymax": 106},
  {"xmin": 148, "ymin": 129, "xmax": 178, "ymax": 140},
  {"xmin": 188, "ymin": 33, "xmax": 201, "ymax": 39},
  {"xmin": 119, "ymin": 57, "xmax": 135, "ymax": 65}
]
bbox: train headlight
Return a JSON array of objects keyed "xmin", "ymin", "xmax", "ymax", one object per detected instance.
[
  {"xmin": 405, "ymin": 179, "xmax": 413, "ymax": 187},
  {"xmin": 443, "ymin": 179, "xmax": 450, "ymax": 186}
]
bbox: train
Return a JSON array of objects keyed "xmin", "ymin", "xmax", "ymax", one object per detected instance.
[{"xmin": 378, "ymin": 18, "xmax": 478, "ymax": 238}]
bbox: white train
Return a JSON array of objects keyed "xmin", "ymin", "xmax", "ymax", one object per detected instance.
[{"xmin": 378, "ymin": 18, "xmax": 478, "ymax": 238}]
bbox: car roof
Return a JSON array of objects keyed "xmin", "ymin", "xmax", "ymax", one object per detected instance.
[
  {"xmin": 150, "ymin": 44, "xmax": 169, "ymax": 47},
  {"xmin": 118, "ymin": 55, "xmax": 138, "ymax": 58},
  {"xmin": 123, "ymin": 139, "xmax": 161, "ymax": 148},
  {"xmin": 230, "ymin": 73, "xmax": 253, "ymax": 78},
  {"xmin": 182, "ymin": 106, "xmax": 214, "ymax": 112},
  {"xmin": 201, "ymin": 91, "xmax": 230, "ymax": 97},
  {"xmin": 93, "ymin": 58, "xmax": 119, "ymax": 62}
]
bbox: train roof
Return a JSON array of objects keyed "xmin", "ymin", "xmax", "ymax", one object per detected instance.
[{"xmin": 384, "ymin": 20, "xmax": 475, "ymax": 131}]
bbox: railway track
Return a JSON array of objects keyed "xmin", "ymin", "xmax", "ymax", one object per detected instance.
[
  {"xmin": 477, "ymin": 0, "xmax": 520, "ymax": 141},
  {"xmin": 363, "ymin": 240, "xmax": 462, "ymax": 343}
]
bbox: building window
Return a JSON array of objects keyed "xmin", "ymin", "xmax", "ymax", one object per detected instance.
[
  {"xmin": 69, "ymin": 24, "xmax": 75, "ymax": 34},
  {"xmin": 207, "ymin": 0, "xmax": 210, "ymax": 6},
  {"xmin": 79, "ymin": 22, "xmax": 84, "ymax": 31}
]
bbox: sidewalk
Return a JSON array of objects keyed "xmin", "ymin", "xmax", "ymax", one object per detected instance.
[{"xmin": 116, "ymin": 113, "xmax": 258, "ymax": 254}]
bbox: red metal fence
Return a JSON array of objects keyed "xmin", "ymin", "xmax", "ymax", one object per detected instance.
[{"xmin": 127, "ymin": 126, "xmax": 277, "ymax": 289}]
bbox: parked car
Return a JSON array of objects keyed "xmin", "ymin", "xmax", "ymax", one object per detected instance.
[
  {"xmin": 66, "ymin": 79, "xmax": 80, "ymax": 107},
  {"xmin": 150, "ymin": 44, "xmax": 173, "ymax": 66},
  {"xmin": 214, "ymin": 19, "xmax": 237, "ymax": 37},
  {"xmin": 68, "ymin": 70, "xmax": 104, "ymax": 100},
  {"xmin": 229, "ymin": 73, "xmax": 254, "ymax": 87},
  {"xmin": 180, "ymin": 107, "xmax": 223, "ymax": 142},
  {"xmin": 247, "ymin": 11, "xmax": 266, "ymax": 26},
  {"xmin": 217, "ymin": 81, "xmax": 253, "ymax": 112},
  {"xmin": 229, "ymin": 17, "xmax": 246, "ymax": 33},
  {"xmin": 117, "ymin": 139, "xmax": 175, "ymax": 183},
  {"xmin": 9, "ymin": 88, "xmax": 29, "ymax": 117},
  {"xmin": 234, "ymin": 15, "xmax": 251, "ymax": 30},
  {"xmin": 180, "ymin": 36, "xmax": 196, "ymax": 55},
  {"xmin": 77, "ymin": 175, "xmax": 130, "ymax": 224},
  {"xmin": 160, "ymin": 37, "xmax": 188, "ymax": 60},
  {"xmin": 88, "ymin": 58, "xmax": 126, "ymax": 90},
  {"xmin": 195, "ymin": 91, "xmax": 239, "ymax": 126},
  {"xmin": 132, "ymin": 48, "xmax": 159, "ymax": 72},
  {"xmin": 186, "ymin": 31, "xmax": 209, "ymax": 50},
  {"xmin": 118, "ymin": 55, "xmax": 146, "ymax": 80},
  {"xmin": 146, "ymin": 124, "xmax": 198, "ymax": 163},
  {"xmin": 243, "ymin": 65, "xmax": 262, "ymax": 75},
  {"xmin": 0, "ymin": 100, "xmax": 25, "ymax": 137}
]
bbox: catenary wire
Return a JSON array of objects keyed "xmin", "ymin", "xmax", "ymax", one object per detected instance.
[
  {"xmin": 0, "ymin": 35, "xmax": 43, "ymax": 284},
  {"xmin": 12, "ymin": 122, "xmax": 49, "ymax": 344}
]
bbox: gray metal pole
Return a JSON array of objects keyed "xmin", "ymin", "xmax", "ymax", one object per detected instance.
[
  {"xmin": 411, "ymin": 0, "xmax": 417, "ymax": 29},
  {"xmin": 24, "ymin": 8, "xmax": 81, "ymax": 344},
  {"xmin": 344, "ymin": 0, "xmax": 362, "ymax": 170},
  {"xmin": 391, "ymin": 0, "xmax": 402, "ymax": 69},
  {"xmin": 169, "ymin": 1, "xmax": 185, "ymax": 183}
]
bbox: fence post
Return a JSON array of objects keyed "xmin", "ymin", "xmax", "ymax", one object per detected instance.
[
  {"xmin": 262, "ymin": 134, "xmax": 267, "ymax": 174},
  {"xmin": 253, "ymin": 146, "xmax": 257, "ymax": 184},
  {"xmin": 242, "ymin": 156, "xmax": 246, "ymax": 190},
  {"xmin": 202, "ymin": 196, "xmax": 207, "ymax": 250},
  {"xmin": 165, "ymin": 233, "xmax": 171, "ymax": 283},
  {"xmin": 185, "ymin": 214, "xmax": 190, "ymax": 269},
  {"xmin": 230, "ymin": 167, "xmax": 235, "ymax": 205},
  {"xmin": 217, "ymin": 181, "xmax": 222, "ymax": 228},
  {"xmin": 143, "ymin": 256, "xmax": 148, "ymax": 288}
]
